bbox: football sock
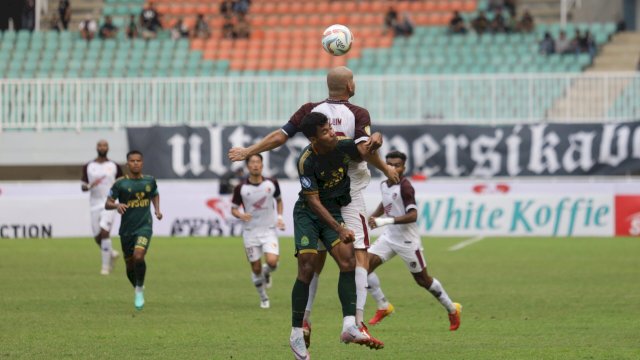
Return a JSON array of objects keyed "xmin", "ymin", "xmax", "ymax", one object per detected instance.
[
  {"xmin": 303, "ymin": 272, "xmax": 320, "ymax": 322},
  {"xmin": 134, "ymin": 260, "xmax": 146, "ymax": 287},
  {"xmin": 262, "ymin": 262, "xmax": 277, "ymax": 276},
  {"xmin": 367, "ymin": 272, "xmax": 390, "ymax": 309},
  {"xmin": 355, "ymin": 266, "xmax": 368, "ymax": 324},
  {"xmin": 291, "ymin": 279, "xmax": 310, "ymax": 327},
  {"xmin": 338, "ymin": 270, "xmax": 356, "ymax": 318},
  {"xmin": 100, "ymin": 238, "xmax": 112, "ymax": 269},
  {"xmin": 251, "ymin": 272, "xmax": 268, "ymax": 301},
  {"xmin": 428, "ymin": 278, "xmax": 456, "ymax": 313},
  {"xmin": 135, "ymin": 285, "xmax": 143, "ymax": 294},
  {"xmin": 126, "ymin": 268, "xmax": 136, "ymax": 287},
  {"xmin": 342, "ymin": 315, "xmax": 357, "ymax": 332}
]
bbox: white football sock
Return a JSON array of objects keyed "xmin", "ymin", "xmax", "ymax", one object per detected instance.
[
  {"xmin": 355, "ymin": 266, "xmax": 368, "ymax": 324},
  {"xmin": 251, "ymin": 272, "xmax": 268, "ymax": 301},
  {"xmin": 428, "ymin": 278, "xmax": 456, "ymax": 313},
  {"xmin": 262, "ymin": 262, "xmax": 277, "ymax": 275},
  {"xmin": 135, "ymin": 286, "xmax": 143, "ymax": 294},
  {"xmin": 100, "ymin": 238, "xmax": 112, "ymax": 269},
  {"xmin": 342, "ymin": 315, "xmax": 356, "ymax": 332},
  {"xmin": 303, "ymin": 272, "xmax": 319, "ymax": 322},
  {"xmin": 290, "ymin": 327, "xmax": 303, "ymax": 338},
  {"xmin": 367, "ymin": 272, "xmax": 390, "ymax": 310}
]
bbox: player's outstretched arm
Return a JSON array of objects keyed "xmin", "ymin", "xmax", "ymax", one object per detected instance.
[
  {"xmin": 371, "ymin": 209, "xmax": 417, "ymax": 229},
  {"xmin": 276, "ymin": 198, "xmax": 285, "ymax": 230},
  {"xmin": 228, "ymin": 130, "xmax": 289, "ymax": 162},
  {"xmin": 305, "ymin": 193, "xmax": 355, "ymax": 244},
  {"xmin": 367, "ymin": 203, "xmax": 384, "ymax": 228},
  {"xmin": 358, "ymin": 145, "xmax": 399, "ymax": 184},
  {"xmin": 152, "ymin": 195, "xmax": 162, "ymax": 220},
  {"xmin": 362, "ymin": 132, "xmax": 383, "ymax": 154}
]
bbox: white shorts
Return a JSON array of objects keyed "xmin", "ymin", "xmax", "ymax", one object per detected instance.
[
  {"xmin": 340, "ymin": 189, "xmax": 369, "ymax": 250},
  {"xmin": 243, "ymin": 228, "xmax": 279, "ymax": 263},
  {"xmin": 91, "ymin": 208, "xmax": 116, "ymax": 236},
  {"xmin": 368, "ymin": 232, "xmax": 427, "ymax": 273}
]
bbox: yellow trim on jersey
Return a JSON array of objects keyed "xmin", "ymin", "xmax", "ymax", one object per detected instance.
[
  {"xmin": 298, "ymin": 149, "xmax": 313, "ymax": 174},
  {"xmin": 134, "ymin": 245, "xmax": 147, "ymax": 250},
  {"xmin": 298, "ymin": 249, "xmax": 318, "ymax": 255},
  {"xmin": 331, "ymin": 238, "xmax": 341, "ymax": 247}
]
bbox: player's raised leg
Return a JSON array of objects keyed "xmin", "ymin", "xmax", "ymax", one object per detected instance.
[
  {"xmin": 249, "ymin": 254, "xmax": 269, "ymax": 309},
  {"xmin": 366, "ymin": 239, "xmax": 395, "ymax": 325},
  {"xmin": 261, "ymin": 237, "xmax": 279, "ymax": 290},
  {"xmin": 410, "ymin": 251, "xmax": 461, "ymax": 331}
]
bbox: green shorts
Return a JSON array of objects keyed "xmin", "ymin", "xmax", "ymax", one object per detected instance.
[
  {"xmin": 294, "ymin": 201, "xmax": 343, "ymax": 255},
  {"xmin": 120, "ymin": 233, "xmax": 152, "ymax": 258}
]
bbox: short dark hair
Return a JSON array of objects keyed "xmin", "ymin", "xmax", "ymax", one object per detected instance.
[
  {"xmin": 386, "ymin": 150, "xmax": 407, "ymax": 164},
  {"xmin": 300, "ymin": 112, "xmax": 328, "ymax": 139},
  {"xmin": 126, "ymin": 150, "xmax": 143, "ymax": 160},
  {"xmin": 245, "ymin": 153, "xmax": 263, "ymax": 164}
]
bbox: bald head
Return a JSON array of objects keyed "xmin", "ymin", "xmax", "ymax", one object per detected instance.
[
  {"xmin": 327, "ymin": 66, "xmax": 355, "ymax": 99},
  {"xmin": 96, "ymin": 140, "xmax": 109, "ymax": 158}
]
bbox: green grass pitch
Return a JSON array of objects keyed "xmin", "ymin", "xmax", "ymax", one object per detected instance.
[{"xmin": 1, "ymin": 236, "xmax": 639, "ymax": 359}]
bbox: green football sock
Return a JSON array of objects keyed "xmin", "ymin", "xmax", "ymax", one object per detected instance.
[
  {"xmin": 126, "ymin": 268, "xmax": 136, "ymax": 287},
  {"xmin": 338, "ymin": 271, "xmax": 356, "ymax": 318},
  {"xmin": 134, "ymin": 260, "xmax": 146, "ymax": 287},
  {"xmin": 291, "ymin": 279, "xmax": 310, "ymax": 327}
]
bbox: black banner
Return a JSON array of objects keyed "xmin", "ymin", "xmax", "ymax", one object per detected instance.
[{"xmin": 127, "ymin": 122, "xmax": 640, "ymax": 179}]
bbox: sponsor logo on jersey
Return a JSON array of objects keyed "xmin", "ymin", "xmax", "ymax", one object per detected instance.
[
  {"xmin": 127, "ymin": 192, "xmax": 150, "ymax": 208},
  {"xmin": 253, "ymin": 196, "xmax": 268, "ymax": 210},
  {"xmin": 145, "ymin": 184, "xmax": 151, "ymax": 192},
  {"xmin": 329, "ymin": 118, "xmax": 342, "ymax": 126}
]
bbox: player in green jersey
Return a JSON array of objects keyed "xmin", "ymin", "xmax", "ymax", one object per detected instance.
[
  {"xmin": 105, "ymin": 150, "xmax": 162, "ymax": 311},
  {"xmin": 289, "ymin": 112, "xmax": 396, "ymax": 359}
]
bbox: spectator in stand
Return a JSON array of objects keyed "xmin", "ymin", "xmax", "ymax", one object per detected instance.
[
  {"xmin": 233, "ymin": 0, "xmax": 250, "ymax": 16},
  {"xmin": 222, "ymin": 17, "xmax": 234, "ymax": 39},
  {"xmin": 22, "ymin": 0, "xmax": 36, "ymax": 31},
  {"xmin": 126, "ymin": 14, "xmax": 138, "ymax": 39},
  {"xmin": 504, "ymin": 0, "xmax": 517, "ymax": 17},
  {"xmin": 539, "ymin": 32, "xmax": 555, "ymax": 55},
  {"xmin": 171, "ymin": 17, "xmax": 189, "ymax": 40},
  {"xmin": 569, "ymin": 29, "xmax": 581, "ymax": 53},
  {"xmin": 394, "ymin": 13, "xmax": 414, "ymax": 37},
  {"xmin": 449, "ymin": 11, "xmax": 467, "ymax": 34},
  {"xmin": 616, "ymin": 18, "xmax": 626, "ymax": 33},
  {"xmin": 555, "ymin": 30, "xmax": 570, "ymax": 54},
  {"xmin": 79, "ymin": 17, "xmax": 98, "ymax": 41},
  {"xmin": 140, "ymin": 2, "xmax": 162, "ymax": 40},
  {"xmin": 58, "ymin": 0, "xmax": 71, "ymax": 30},
  {"xmin": 220, "ymin": 0, "xmax": 235, "ymax": 19},
  {"xmin": 1, "ymin": 0, "xmax": 24, "ymax": 30},
  {"xmin": 472, "ymin": 11, "xmax": 489, "ymax": 35},
  {"xmin": 233, "ymin": 14, "xmax": 250, "ymax": 39},
  {"xmin": 383, "ymin": 6, "xmax": 398, "ymax": 35},
  {"xmin": 517, "ymin": 9, "xmax": 534, "ymax": 33},
  {"xmin": 50, "ymin": 14, "xmax": 62, "ymax": 31},
  {"xmin": 581, "ymin": 30, "xmax": 596, "ymax": 57},
  {"xmin": 488, "ymin": 0, "xmax": 504, "ymax": 11},
  {"xmin": 490, "ymin": 8, "xmax": 507, "ymax": 33},
  {"xmin": 99, "ymin": 16, "xmax": 118, "ymax": 39},
  {"xmin": 193, "ymin": 13, "xmax": 211, "ymax": 39}
]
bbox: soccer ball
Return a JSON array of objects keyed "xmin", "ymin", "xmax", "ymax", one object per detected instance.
[{"xmin": 322, "ymin": 24, "xmax": 353, "ymax": 56}]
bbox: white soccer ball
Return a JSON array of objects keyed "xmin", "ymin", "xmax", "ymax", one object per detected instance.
[{"xmin": 322, "ymin": 24, "xmax": 353, "ymax": 56}]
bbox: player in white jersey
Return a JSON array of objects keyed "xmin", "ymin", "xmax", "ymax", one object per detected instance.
[
  {"xmin": 81, "ymin": 140, "xmax": 123, "ymax": 275},
  {"xmin": 231, "ymin": 154, "xmax": 285, "ymax": 309},
  {"xmin": 366, "ymin": 151, "xmax": 462, "ymax": 331},
  {"xmin": 228, "ymin": 66, "xmax": 398, "ymax": 347}
]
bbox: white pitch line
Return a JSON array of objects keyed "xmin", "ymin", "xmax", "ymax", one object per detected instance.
[{"xmin": 448, "ymin": 235, "xmax": 486, "ymax": 251}]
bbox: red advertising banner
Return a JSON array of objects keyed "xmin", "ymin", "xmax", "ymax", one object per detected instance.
[{"xmin": 615, "ymin": 195, "xmax": 640, "ymax": 236}]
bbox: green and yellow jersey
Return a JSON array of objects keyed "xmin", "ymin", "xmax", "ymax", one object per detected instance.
[
  {"xmin": 109, "ymin": 175, "xmax": 158, "ymax": 237},
  {"xmin": 296, "ymin": 139, "xmax": 362, "ymax": 210}
]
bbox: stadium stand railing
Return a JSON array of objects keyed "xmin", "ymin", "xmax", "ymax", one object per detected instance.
[{"xmin": 2, "ymin": 73, "xmax": 639, "ymax": 131}]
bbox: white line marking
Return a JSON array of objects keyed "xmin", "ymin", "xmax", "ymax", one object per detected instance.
[{"xmin": 448, "ymin": 235, "xmax": 486, "ymax": 251}]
